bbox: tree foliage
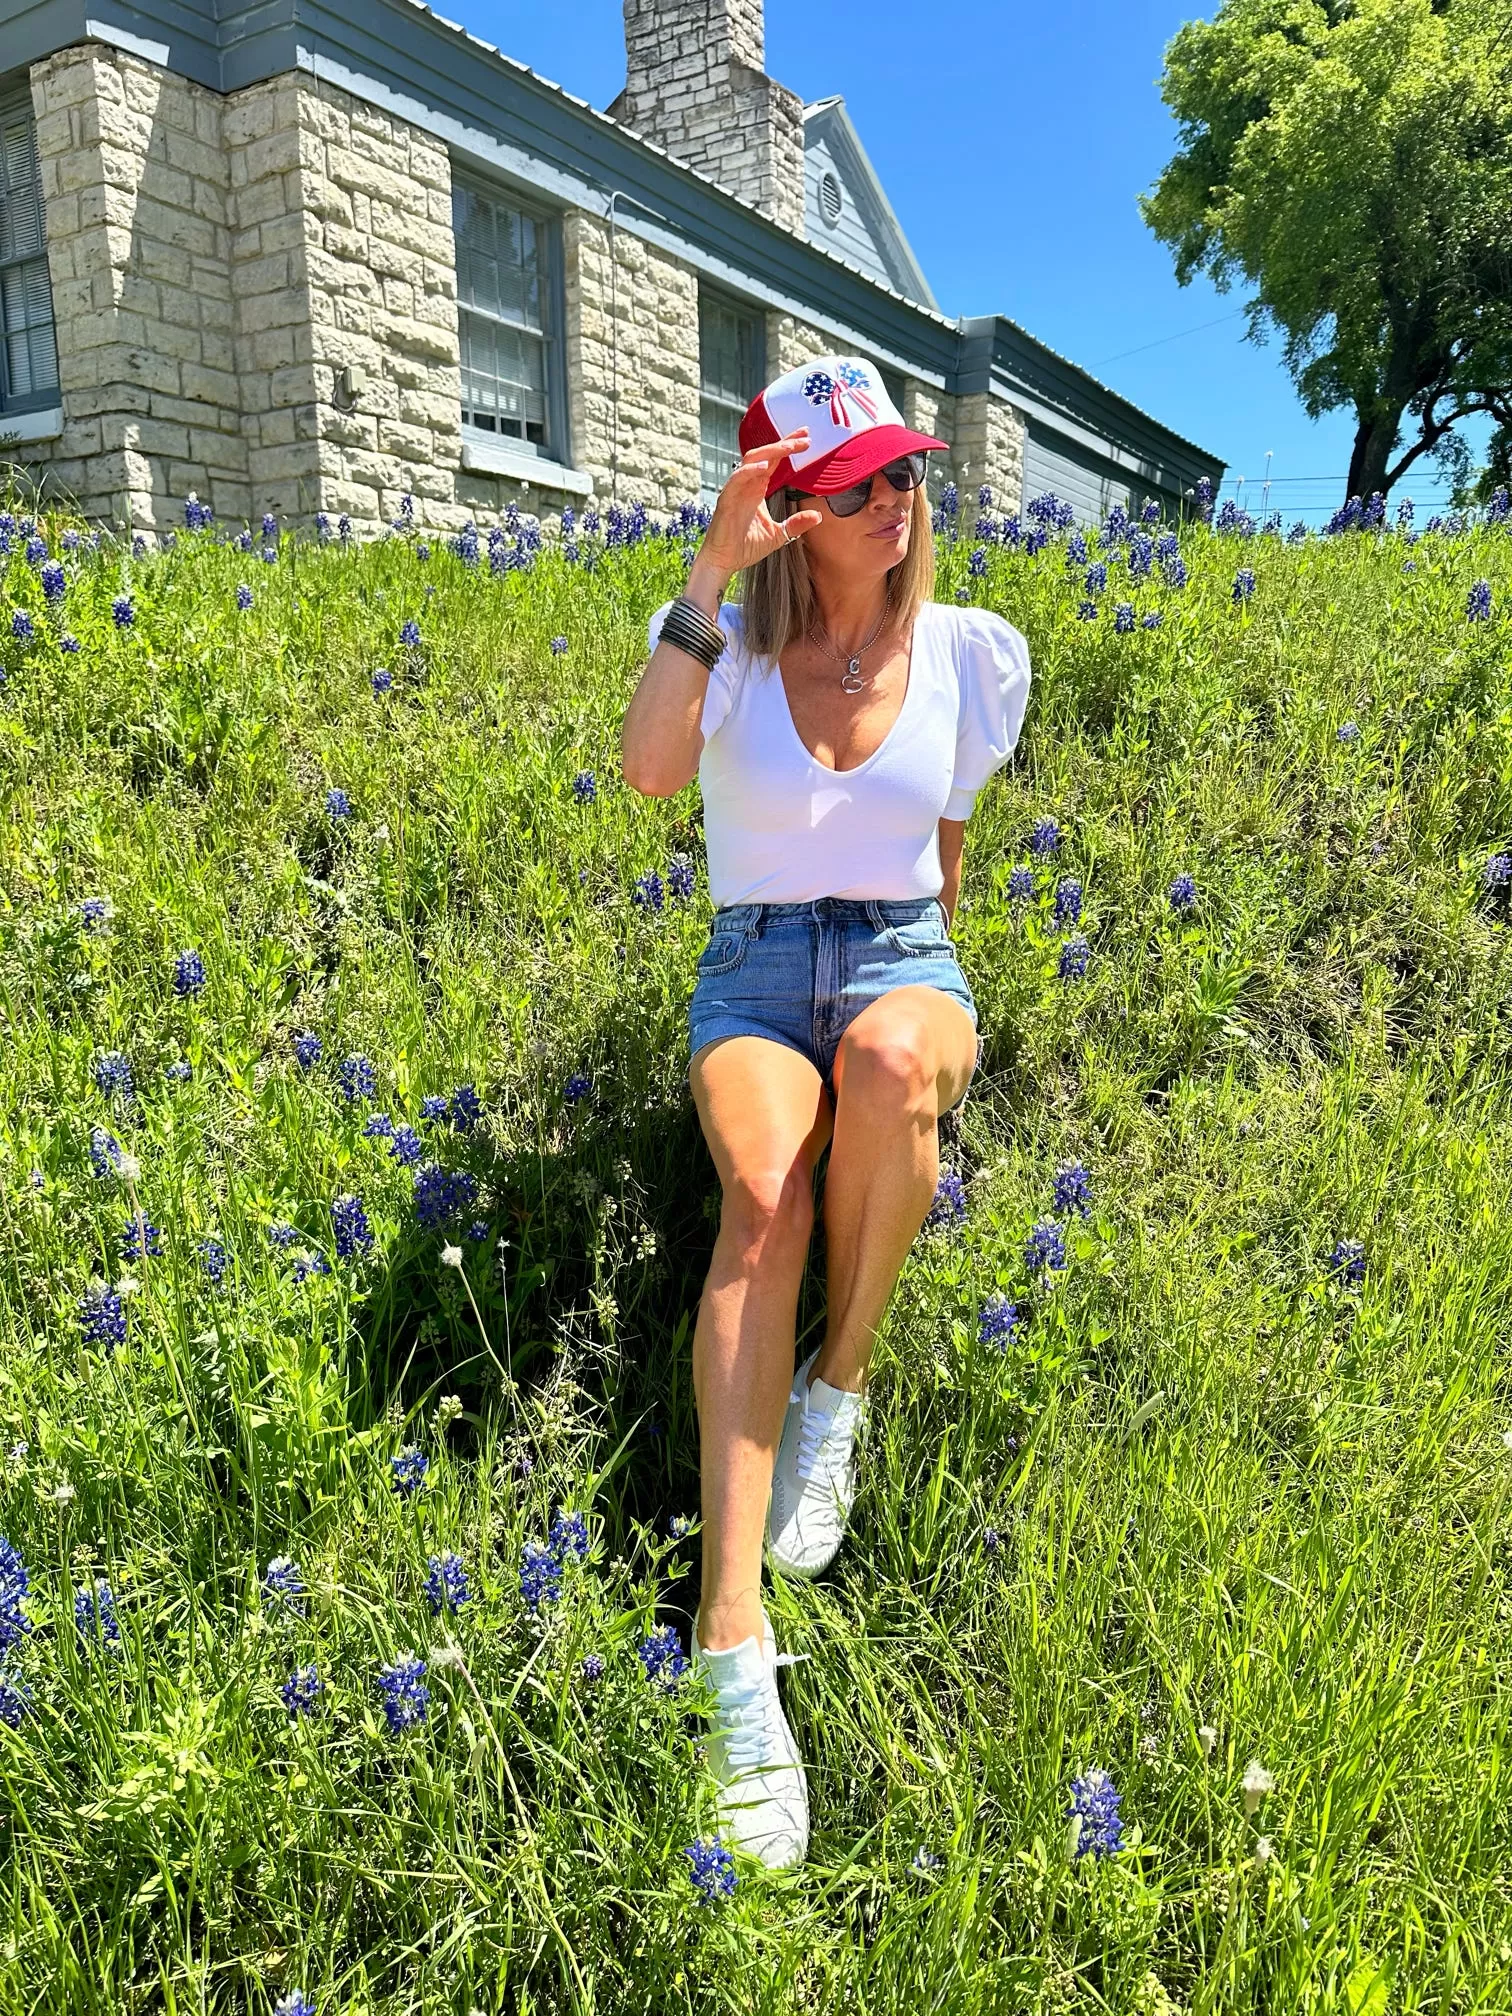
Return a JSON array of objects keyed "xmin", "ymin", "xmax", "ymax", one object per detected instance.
[{"xmin": 1142, "ymin": 0, "xmax": 1512, "ymax": 500}]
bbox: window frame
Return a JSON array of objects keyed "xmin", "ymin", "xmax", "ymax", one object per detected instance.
[
  {"xmin": 698, "ymin": 287, "xmax": 766, "ymax": 504},
  {"xmin": 0, "ymin": 82, "xmax": 60, "ymax": 419},
  {"xmin": 451, "ymin": 172, "xmax": 569, "ymax": 466}
]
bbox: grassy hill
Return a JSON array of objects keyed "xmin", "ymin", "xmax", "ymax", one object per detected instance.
[{"xmin": 1, "ymin": 491, "xmax": 1510, "ymax": 2014}]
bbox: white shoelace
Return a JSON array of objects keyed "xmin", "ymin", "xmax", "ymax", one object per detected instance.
[
  {"xmin": 795, "ymin": 1396, "xmax": 855, "ymax": 1487},
  {"xmin": 713, "ymin": 1653, "xmax": 809, "ymax": 1771}
]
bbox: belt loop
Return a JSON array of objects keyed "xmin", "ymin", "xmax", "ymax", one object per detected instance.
[
  {"xmin": 751, "ymin": 903, "xmax": 765, "ymax": 938},
  {"xmin": 866, "ymin": 898, "xmax": 887, "ymax": 933}
]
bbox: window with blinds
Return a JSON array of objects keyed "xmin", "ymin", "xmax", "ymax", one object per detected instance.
[
  {"xmin": 699, "ymin": 292, "xmax": 764, "ymax": 502},
  {"xmin": 0, "ymin": 90, "xmax": 58, "ymax": 414},
  {"xmin": 452, "ymin": 179, "xmax": 559, "ymax": 455}
]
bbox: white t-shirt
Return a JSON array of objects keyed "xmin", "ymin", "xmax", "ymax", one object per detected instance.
[{"xmin": 646, "ymin": 598, "xmax": 1032, "ymax": 906}]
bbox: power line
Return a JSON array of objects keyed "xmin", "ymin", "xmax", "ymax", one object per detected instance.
[{"xmin": 1089, "ymin": 309, "xmax": 1249, "ymax": 369}]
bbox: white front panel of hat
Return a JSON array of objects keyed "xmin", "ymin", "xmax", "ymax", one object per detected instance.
[{"xmin": 766, "ymin": 357, "xmax": 902, "ymax": 471}]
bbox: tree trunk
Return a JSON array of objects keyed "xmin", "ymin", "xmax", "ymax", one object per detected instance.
[{"xmin": 1347, "ymin": 407, "xmax": 1406, "ymax": 500}]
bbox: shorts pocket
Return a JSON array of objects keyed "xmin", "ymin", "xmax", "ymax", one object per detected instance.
[
  {"xmin": 697, "ymin": 928, "xmax": 750, "ymax": 978},
  {"xmin": 885, "ymin": 914, "xmax": 956, "ymax": 960}
]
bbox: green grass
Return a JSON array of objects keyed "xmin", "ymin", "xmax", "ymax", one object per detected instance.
[{"xmin": 1, "ymin": 498, "xmax": 1510, "ymax": 2013}]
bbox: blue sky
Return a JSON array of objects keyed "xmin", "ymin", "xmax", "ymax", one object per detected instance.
[{"xmin": 469, "ymin": 0, "xmax": 1486, "ymax": 521}]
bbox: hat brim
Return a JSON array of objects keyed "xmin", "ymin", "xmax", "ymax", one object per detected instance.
[{"xmin": 764, "ymin": 423, "xmax": 949, "ymax": 499}]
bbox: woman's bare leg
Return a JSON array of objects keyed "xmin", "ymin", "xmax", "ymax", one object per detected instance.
[{"xmin": 689, "ymin": 1037, "xmax": 833, "ymax": 1651}]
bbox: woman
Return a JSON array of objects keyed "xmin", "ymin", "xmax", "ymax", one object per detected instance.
[{"xmin": 621, "ymin": 357, "xmax": 1031, "ymax": 1870}]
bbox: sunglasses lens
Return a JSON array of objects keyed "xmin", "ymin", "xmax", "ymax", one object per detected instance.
[
  {"xmin": 826, "ymin": 481, "xmax": 873, "ymax": 517},
  {"xmin": 884, "ymin": 454, "xmax": 927, "ymax": 492},
  {"xmin": 813, "ymin": 452, "xmax": 929, "ymax": 516}
]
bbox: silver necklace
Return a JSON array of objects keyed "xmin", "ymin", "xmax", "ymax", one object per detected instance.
[{"xmin": 811, "ymin": 609, "xmax": 888, "ymax": 693}]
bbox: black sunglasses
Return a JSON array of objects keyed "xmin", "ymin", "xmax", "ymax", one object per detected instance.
[{"xmin": 799, "ymin": 452, "xmax": 928, "ymax": 519}]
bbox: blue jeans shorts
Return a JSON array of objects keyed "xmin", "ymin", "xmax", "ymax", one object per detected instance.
[{"xmin": 687, "ymin": 896, "xmax": 979, "ymax": 1093}]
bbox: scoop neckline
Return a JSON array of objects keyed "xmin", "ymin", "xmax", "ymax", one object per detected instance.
[{"xmin": 770, "ymin": 603, "xmax": 932, "ymax": 779}]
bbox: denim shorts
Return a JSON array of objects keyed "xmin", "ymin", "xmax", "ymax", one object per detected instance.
[{"xmin": 687, "ymin": 895, "xmax": 978, "ymax": 1091}]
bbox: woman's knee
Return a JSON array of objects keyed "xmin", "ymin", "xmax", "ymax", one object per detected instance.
[
  {"xmin": 836, "ymin": 1015, "xmax": 935, "ymax": 1114},
  {"xmin": 719, "ymin": 1162, "xmax": 815, "ymax": 1264}
]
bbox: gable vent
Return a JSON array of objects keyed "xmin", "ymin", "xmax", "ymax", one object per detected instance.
[{"xmin": 818, "ymin": 169, "xmax": 843, "ymax": 226}]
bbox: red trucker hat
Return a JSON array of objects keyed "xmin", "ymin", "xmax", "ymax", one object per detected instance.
[{"xmin": 738, "ymin": 355, "xmax": 948, "ymax": 497}]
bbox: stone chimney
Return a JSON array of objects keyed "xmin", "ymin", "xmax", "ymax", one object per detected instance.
[{"xmin": 613, "ymin": 0, "xmax": 807, "ymax": 236}]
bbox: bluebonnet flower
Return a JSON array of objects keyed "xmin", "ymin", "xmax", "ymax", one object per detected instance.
[
  {"xmin": 1102, "ymin": 501, "xmax": 1131, "ymax": 546},
  {"xmin": 1232, "ymin": 569, "xmax": 1256, "ymax": 604},
  {"xmin": 1008, "ymin": 864, "xmax": 1035, "ymax": 901},
  {"xmin": 1069, "ymin": 1768, "xmax": 1124, "ymax": 1857},
  {"xmin": 134, "ymin": 536, "xmax": 149, "ymax": 560},
  {"xmin": 315, "ymin": 512, "xmax": 331, "ymax": 542},
  {"xmin": 667, "ymin": 854, "xmax": 695, "ymax": 901},
  {"xmin": 1162, "ymin": 554, "xmax": 1188, "ymax": 589},
  {"xmin": 1402, "ymin": 560, "xmax": 1417, "ymax": 574},
  {"xmin": 325, "ymin": 787, "xmax": 352, "ymax": 819},
  {"xmin": 268, "ymin": 1221, "xmax": 300, "ymax": 1248},
  {"xmin": 234, "ymin": 529, "xmax": 253, "ymax": 553},
  {"xmin": 978, "ymin": 484, "xmax": 993, "ymax": 510},
  {"xmin": 10, "ymin": 609, "xmax": 33, "ymax": 643},
  {"xmin": 80, "ymin": 1283, "xmax": 128, "ymax": 1352},
  {"xmin": 40, "ymin": 561, "xmax": 64, "ymax": 602},
  {"xmin": 550, "ymin": 1510, "xmax": 589, "ymax": 1563},
  {"xmin": 198, "ymin": 1238, "xmax": 228, "ymax": 1284},
  {"xmin": 293, "ymin": 1031, "xmax": 322, "ymax": 1071},
  {"xmin": 632, "ymin": 870, "xmax": 665, "ymax": 912},
  {"xmin": 520, "ymin": 1541, "xmax": 563, "ymax": 1613},
  {"xmin": 90, "ymin": 1125, "xmax": 123, "ymax": 1177},
  {"xmin": 1085, "ymin": 562, "xmax": 1107, "ymax": 596},
  {"xmin": 174, "ymin": 948, "xmax": 206, "ymax": 997},
  {"xmin": 292, "ymin": 1250, "xmax": 331, "ymax": 1283},
  {"xmin": 638, "ymin": 1622, "xmax": 689, "ymax": 1689},
  {"xmin": 376, "ymin": 1653, "xmax": 429, "ymax": 1735},
  {"xmin": 413, "ymin": 1163, "xmax": 477, "ymax": 1227},
  {"xmin": 1053, "ymin": 877, "xmax": 1083, "ymax": 927},
  {"xmin": 79, "ymin": 897, "xmax": 109, "ymax": 929},
  {"xmin": 0, "ymin": 1538, "xmax": 31, "ymax": 1653},
  {"xmin": 363, "ymin": 1112, "xmax": 395, "ymax": 1139},
  {"xmin": 977, "ymin": 1295, "xmax": 1021, "ymax": 1348},
  {"xmin": 1023, "ymin": 526, "xmax": 1049, "ymax": 557},
  {"xmin": 1127, "ymin": 533, "xmax": 1154, "ymax": 580},
  {"xmin": 59, "ymin": 631, "xmax": 79, "ymax": 652},
  {"xmin": 1487, "ymin": 487, "xmax": 1509, "ymax": 526},
  {"xmin": 1482, "ymin": 852, "xmax": 1511, "ymax": 891},
  {"xmin": 686, "ymin": 1837, "xmax": 737, "ymax": 1903},
  {"xmin": 1215, "ymin": 501, "xmax": 1256, "ymax": 539},
  {"xmin": 281, "ymin": 1666, "xmax": 322, "ymax": 1719},
  {"xmin": 399, "ymin": 620, "xmax": 421, "ymax": 649},
  {"xmin": 371, "ymin": 666, "xmax": 393, "ymax": 695},
  {"xmin": 1337, "ymin": 720, "xmax": 1361, "ymax": 745},
  {"xmin": 1000, "ymin": 512, "xmax": 1022, "ymax": 548},
  {"xmin": 112, "ymin": 596, "xmax": 134, "ymax": 629},
  {"xmin": 331, "ymin": 1193, "xmax": 372, "ymax": 1259},
  {"xmin": 424, "ymin": 1552, "xmax": 470, "ymax": 1614},
  {"xmin": 1066, "ymin": 531, "xmax": 1087, "ymax": 566},
  {"xmin": 120, "ymin": 1214, "xmax": 163, "ymax": 1260},
  {"xmin": 261, "ymin": 513, "xmax": 278, "ymax": 539},
  {"xmin": 450, "ymin": 521, "xmax": 479, "ymax": 565},
  {"xmin": 1169, "ymin": 872, "xmax": 1197, "ymax": 913},
  {"xmin": 1467, "ymin": 580, "xmax": 1492, "ymax": 623},
  {"xmin": 1077, "ymin": 600, "xmax": 1099, "ymax": 621},
  {"xmin": 926, "ymin": 1167, "xmax": 968, "ymax": 1229},
  {"xmin": 1156, "ymin": 532, "xmax": 1179, "ymax": 561},
  {"xmin": 94, "ymin": 1050, "xmax": 134, "ymax": 1102},
  {"xmin": 417, "ymin": 543, "xmax": 431, "ymax": 561},
  {"xmin": 939, "ymin": 482, "xmax": 959, "ymax": 519},
  {"xmin": 983, "ymin": 1525, "xmax": 1003, "ymax": 1555},
  {"xmin": 1030, "ymin": 818, "xmax": 1060, "ymax": 857},
  {"xmin": 1141, "ymin": 499, "xmax": 1161, "ymax": 525},
  {"xmin": 1052, "ymin": 1160, "xmax": 1093, "ymax": 1218},
  {"xmin": 565, "ymin": 1073, "xmax": 592, "ymax": 1104},
  {"xmin": 389, "ymin": 1124, "xmax": 425, "ymax": 1166},
  {"xmin": 1058, "ymin": 935, "xmax": 1090, "ymax": 980},
  {"xmin": 1024, "ymin": 1219, "xmax": 1067, "ymax": 1273},
  {"xmin": 391, "ymin": 1447, "xmax": 429, "ymax": 1497},
  {"xmin": 235, "ymin": 583, "xmax": 253, "ymax": 610},
  {"xmin": 0, "ymin": 1673, "xmax": 32, "ymax": 1728},
  {"xmin": 338, "ymin": 1054, "xmax": 377, "ymax": 1102},
  {"xmin": 967, "ymin": 546, "xmax": 988, "ymax": 578},
  {"xmin": 263, "ymin": 1556, "xmax": 305, "ymax": 1612},
  {"xmin": 23, "ymin": 535, "xmax": 44, "ymax": 566},
  {"xmin": 572, "ymin": 770, "xmax": 597, "ymax": 804},
  {"xmin": 1287, "ymin": 522, "xmax": 1308, "ymax": 544},
  {"xmin": 580, "ymin": 1652, "xmax": 606, "ymax": 1683},
  {"xmin": 1328, "ymin": 1238, "xmax": 1366, "ymax": 1287},
  {"xmin": 549, "ymin": 635, "xmax": 568, "ymax": 655},
  {"xmin": 420, "ymin": 1094, "xmax": 448, "ymax": 1124},
  {"xmin": 1142, "ymin": 611, "xmax": 1163, "ymax": 630},
  {"xmin": 76, "ymin": 1579, "xmax": 121, "ymax": 1652},
  {"xmin": 449, "ymin": 1084, "xmax": 482, "ymax": 1132},
  {"xmin": 974, "ymin": 514, "xmax": 997, "ymax": 542},
  {"xmin": 1113, "ymin": 603, "xmax": 1136, "ymax": 634}
]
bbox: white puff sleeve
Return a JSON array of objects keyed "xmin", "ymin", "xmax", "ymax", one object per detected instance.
[
  {"xmin": 647, "ymin": 598, "xmax": 748, "ymax": 742},
  {"xmin": 943, "ymin": 609, "xmax": 1032, "ymax": 821}
]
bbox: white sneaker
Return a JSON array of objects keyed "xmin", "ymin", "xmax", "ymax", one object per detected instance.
[
  {"xmin": 766, "ymin": 1349, "xmax": 864, "ymax": 1578},
  {"xmin": 695, "ymin": 1615, "xmax": 809, "ymax": 1870}
]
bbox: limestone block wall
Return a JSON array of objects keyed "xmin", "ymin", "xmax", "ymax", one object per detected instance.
[
  {"xmin": 26, "ymin": 44, "xmax": 249, "ymax": 527},
  {"xmin": 563, "ymin": 211, "xmax": 701, "ymax": 508},
  {"xmin": 953, "ymin": 390, "xmax": 1025, "ymax": 516}
]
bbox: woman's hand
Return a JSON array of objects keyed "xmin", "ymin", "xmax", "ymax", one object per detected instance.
[{"xmin": 685, "ymin": 432, "xmax": 825, "ymax": 613}]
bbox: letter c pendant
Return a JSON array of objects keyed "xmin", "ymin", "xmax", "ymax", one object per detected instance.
[{"xmin": 841, "ymin": 660, "xmax": 865, "ymax": 693}]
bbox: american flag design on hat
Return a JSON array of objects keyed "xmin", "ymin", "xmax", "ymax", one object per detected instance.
[{"xmin": 738, "ymin": 354, "xmax": 949, "ymax": 498}]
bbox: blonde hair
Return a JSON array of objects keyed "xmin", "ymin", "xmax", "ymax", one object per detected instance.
[{"xmin": 738, "ymin": 482, "xmax": 936, "ymax": 661}]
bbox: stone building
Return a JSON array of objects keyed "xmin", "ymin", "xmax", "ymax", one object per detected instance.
[{"xmin": 0, "ymin": 0, "xmax": 1223, "ymax": 537}]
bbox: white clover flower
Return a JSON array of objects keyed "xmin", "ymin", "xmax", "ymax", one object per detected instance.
[
  {"xmin": 440, "ymin": 1243, "xmax": 464, "ymax": 1269},
  {"xmin": 1242, "ymin": 1759, "xmax": 1274, "ymax": 1814}
]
